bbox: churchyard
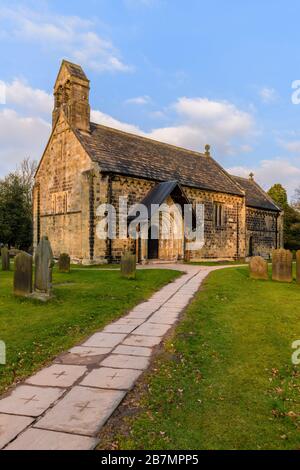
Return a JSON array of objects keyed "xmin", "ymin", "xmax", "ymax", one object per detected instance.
[
  {"xmin": 1, "ymin": 243, "xmax": 300, "ymax": 450},
  {"xmin": 0, "ymin": 252, "xmax": 180, "ymax": 394},
  {"xmin": 97, "ymin": 263, "xmax": 300, "ymax": 451}
]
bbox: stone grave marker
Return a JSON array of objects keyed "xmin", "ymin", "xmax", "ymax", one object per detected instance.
[
  {"xmin": 296, "ymin": 250, "xmax": 300, "ymax": 284},
  {"xmin": 34, "ymin": 236, "xmax": 54, "ymax": 297},
  {"xmin": 1, "ymin": 246, "xmax": 10, "ymax": 271},
  {"xmin": 272, "ymin": 249, "xmax": 293, "ymax": 283},
  {"xmin": 121, "ymin": 253, "xmax": 136, "ymax": 280},
  {"xmin": 249, "ymin": 256, "xmax": 269, "ymax": 280},
  {"xmin": 14, "ymin": 252, "xmax": 33, "ymax": 297},
  {"xmin": 58, "ymin": 253, "xmax": 71, "ymax": 273}
]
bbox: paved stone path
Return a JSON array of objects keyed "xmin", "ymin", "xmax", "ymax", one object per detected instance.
[{"xmin": 0, "ymin": 264, "xmax": 218, "ymax": 450}]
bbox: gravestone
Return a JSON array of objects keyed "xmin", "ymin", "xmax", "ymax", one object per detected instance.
[
  {"xmin": 14, "ymin": 252, "xmax": 33, "ymax": 297},
  {"xmin": 121, "ymin": 253, "xmax": 136, "ymax": 280},
  {"xmin": 1, "ymin": 246, "xmax": 10, "ymax": 271},
  {"xmin": 272, "ymin": 249, "xmax": 293, "ymax": 283},
  {"xmin": 296, "ymin": 251, "xmax": 300, "ymax": 284},
  {"xmin": 58, "ymin": 253, "xmax": 71, "ymax": 273},
  {"xmin": 249, "ymin": 256, "xmax": 268, "ymax": 280},
  {"xmin": 34, "ymin": 236, "xmax": 54, "ymax": 297}
]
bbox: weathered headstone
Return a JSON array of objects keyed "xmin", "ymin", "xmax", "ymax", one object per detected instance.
[
  {"xmin": 296, "ymin": 250, "xmax": 300, "ymax": 284},
  {"xmin": 58, "ymin": 253, "xmax": 71, "ymax": 273},
  {"xmin": 1, "ymin": 246, "xmax": 10, "ymax": 271},
  {"xmin": 272, "ymin": 249, "xmax": 293, "ymax": 283},
  {"xmin": 121, "ymin": 253, "xmax": 136, "ymax": 280},
  {"xmin": 249, "ymin": 256, "xmax": 269, "ymax": 280},
  {"xmin": 34, "ymin": 236, "xmax": 54, "ymax": 296},
  {"xmin": 14, "ymin": 252, "xmax": 33, "ymax": 297}
]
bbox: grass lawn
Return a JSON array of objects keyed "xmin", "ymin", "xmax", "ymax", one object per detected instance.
[
  {"xmin": 0, "ymin": 267, "xmax": 181, "ymax": 394},
  {"xmin": 99, "ymin": 266, "xmax": 300, "ymax": 450}
]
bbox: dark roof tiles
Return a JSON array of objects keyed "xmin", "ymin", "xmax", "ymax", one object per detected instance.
[
  {"xmin": 232, "ymin": 176, "xmax": 281, "ymax": 212},
  {"xmin": 76, "ymin": 123, "xmax": 244, "ymax": 196}
]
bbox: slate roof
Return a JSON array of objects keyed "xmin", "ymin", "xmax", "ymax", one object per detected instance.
[
  {"xmin": 76, "ymin": 123, "xmax": 244, "ymax": 196},
  {"xmin": 232, "ymin": 175, "xmax": 281, "ymax": 212},
  {"xmin": 61, "ymin": 60, "xmax": 89, "ymax": 82}
]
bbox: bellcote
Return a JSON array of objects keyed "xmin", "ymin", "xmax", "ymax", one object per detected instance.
[{"xmin": 52, "ymin": 60, "xmax": 90, "ymax": 133}]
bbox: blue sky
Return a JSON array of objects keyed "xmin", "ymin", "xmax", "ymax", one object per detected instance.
[{"xmin": 1, "ymin": 0, "xmax": 300, "ymax": 198}]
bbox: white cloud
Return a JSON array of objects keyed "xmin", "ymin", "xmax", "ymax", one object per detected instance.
[
  {"xmin": 125, "ymin": 95, "xmax": 151, "ymax": 105},
  {"xmin": 0, "ymin": 108, "xmax": 50, "ymax": 176},
  {"xmin": 228, "ymin": 159, "xmax": 300, "ymax": 199},
  {"xmin": 149, "ymin": 97, "xmax": 255, "ymax": 154},
  {"xmin": 4, "ymin": 79, "xmax": 53, "ymax": 115},
  {"xmin": 280, "ymin": 140, "xmax": 300, "ymax": 154},
  {"xmin": 0, "ymin": 77, "xmax": 256, "ymax": 179},
  {"xmin": 91, "ymin": 110, "xmax": 144, "ymax": 135},
  {"xmin": 0, "ymin": 7, "xmax": 132, "ymax": 73},
  {"xmin": 92, "ymin": 97, "xmax": 255, "ymax": 155},
  {"xmin": 259, "ymin": 87, "xmax": 277, "ymax": 103}
]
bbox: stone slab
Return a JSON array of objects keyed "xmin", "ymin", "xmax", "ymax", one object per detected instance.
[
  {"xmin": 125, "ymin": 311, "xmax": 153, "ymax": 320},
  {"xmin": 0, "ymin": 414, "xmax": 33, "ymax": 449},
  {"xmin": 82, "ymin": 332, "xmax": 126, "ymax": 348},
  {"xmin": 6, "ymin": 428, "xmax": 98, "ymax": 450},
  {"xmin": 111, "ymin": 317, "xmax": 144, "ymax": 326},
  {"xmin": 113, "ymin": 345, "xmax": 152, "ymax": 357},
  {"xmin": 148, "ymin": 313, "xmax": 179, "ymax": 325},
  {"xmin": 26, "ymin": 364, "xmax": 87, "ymax": 388},
  {"xmin": 0, "ymin": 385, "xmax": 64, "ymax": 417},
  {"xmin": 123, "ymin": 335, "xmax": 162, "ymax": 347},
  {"xmin": 133, "ymin": 322, "xmax": 171, "ymax": 337},
  {"xmin": 69, "ymin": 346, "xmax": 112, "ymax": 356},
  {"xmin": 36, "ymin": 386, "xmax": 125, "ymax": 436},
  {"xmin": 100, "ymin": 354, "xmax": 149, "ymax": 370},
  {"xmin": 103, "ymin": 324, "xmax": 137, "ymax": 334},
  {"xmin": 80, "ymin": 367, "xmax": 142, "ymax": 390}
]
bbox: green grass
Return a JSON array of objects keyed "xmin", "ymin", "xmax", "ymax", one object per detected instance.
[
  {"xmin": 102, "ymin": 267, "xmax": 300, "ymax": 450},
  {"xmin": 0, "ymin": 267, "xmax": 181, "ymax": 394}
]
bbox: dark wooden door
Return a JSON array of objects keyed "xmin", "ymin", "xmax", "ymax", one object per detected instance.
[{"xmin": 148, "ymin": 226, "xmax": 159, "ymax": 259}]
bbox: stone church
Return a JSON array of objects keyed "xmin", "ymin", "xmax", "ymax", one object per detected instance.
[{"xmin": 33, "ymin": 60, "xmax": 283, "ymax": 264}]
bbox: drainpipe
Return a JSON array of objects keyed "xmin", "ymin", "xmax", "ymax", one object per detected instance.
[
  {"xmin": 236, "ymin": 203, "xmax": 240, "ymax": 260},
  {"xmin": 88, "ymin": 171, "xmax": 95, "ymax": 262},
  {"xmin": 106, "ymin": 174, "xmax": 113, "ymax": 262}
]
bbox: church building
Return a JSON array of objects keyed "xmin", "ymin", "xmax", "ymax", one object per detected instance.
[{"xmin": 33, "ymin": 60, "xmax": 283, "ymax": 263}]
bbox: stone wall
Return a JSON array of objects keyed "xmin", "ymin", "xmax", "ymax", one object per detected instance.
[
  {"xmin": 245, "ymin": 207, "xmax": 280, "ymax": 258},
  {"xmin": 92, "ymin": 174, "xmax": 247, "ymax": 262},
  {"xmin": 33, "ymin": 113, "xmax": 93, "ymax": 262}
]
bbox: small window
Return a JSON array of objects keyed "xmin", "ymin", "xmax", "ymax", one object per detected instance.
[{"xmin": 214, "ymin": 203, "xmax": 225, "ymax": 228}]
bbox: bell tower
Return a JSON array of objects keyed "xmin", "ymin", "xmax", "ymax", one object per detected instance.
[{"xmin": 52, "ymin": 60, "xmax": 90, "ymax": 133}]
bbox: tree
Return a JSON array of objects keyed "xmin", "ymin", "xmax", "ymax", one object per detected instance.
[
  {"xmin": 268, "ymin": 183, "xmax": 288, "ymax": 209},
  {"xmin": 292, "ymin": 187, "xmax": 300, "ymax": 212},
  {"xmin": 0, "ymin": 158, "xmax": 37, "ymax": 250},
  {"xmin": 268, "ymin": 184, "xmax": 300, "ymax": 250}
]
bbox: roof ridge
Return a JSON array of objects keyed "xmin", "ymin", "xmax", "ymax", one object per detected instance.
[{"xmin": 90, "ymin": 121, "xmax": 207, "ymax": 158}]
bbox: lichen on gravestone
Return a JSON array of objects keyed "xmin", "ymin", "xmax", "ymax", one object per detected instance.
[
  {"xmin": 249, "ymin": 256, "xmax": 269, "ymax": 280},
  {"xmin": 34, "ymin": 236, "xmax": 54, "ymax": 295},
  {"xmin": 272, "ymin": 248, "xmax": 293, "ymax": 283},
  {"xmin": 121, "ymin": 252, "xmax": 136, "ymax": 280},
  {"xmin": 14, "ymin": 252, "xmax": 33, "ymax": 297},
  {"xmin": 1, "ymin": 246, "xmax": 10, "ymax": 271},
  {"xmin": 58, "ymin": 253, "xmax": 71, "ymax": 273}
]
